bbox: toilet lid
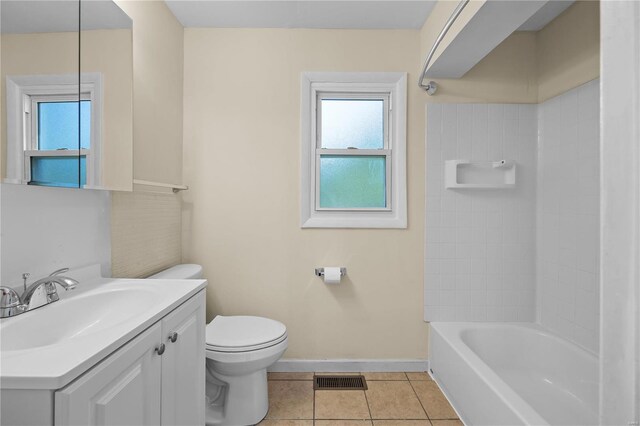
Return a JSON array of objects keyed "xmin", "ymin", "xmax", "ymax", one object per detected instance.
[{"xmin": 206, "ymin": 315, "xmax": 287, "ymax": 352}]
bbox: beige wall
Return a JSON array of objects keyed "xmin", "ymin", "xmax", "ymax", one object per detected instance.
[
  {"xmin": 116, "ymin": 0, "xmax": 184, "ymax": 186},
  {"xmin": 536, "ymin": 1, "xmax": 600, "ymax": 102},
  {"xmin": 181, "ymin": 27, "xmax": 542, "ymax": 359},
  {"xmin": 110, "ymin": 0, "xmax": 184, "ymax": 278},
  {"xmin": 182, "ymin": 29, "xmax": 426, "ymax": 359},
  {"xmin": 422, "ymin": 31, "xmax": 538, "ymax": 103}
]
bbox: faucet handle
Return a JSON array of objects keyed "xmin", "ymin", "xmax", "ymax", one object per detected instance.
[
  {"xmin": 0, "ymin": 286, "xmax": 22, "ymax": 309},
  {"xmin": 0, "ymin": 287, "xmax": 26, "ymax": 318},
  {"xmin": 49, "ymin": 268, "xmax": 70, "ymax": 277}
]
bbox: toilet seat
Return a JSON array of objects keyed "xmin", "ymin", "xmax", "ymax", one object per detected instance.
[{"xmin": 206, "ymin": 315, "xmax": 287, "ymax": 353}]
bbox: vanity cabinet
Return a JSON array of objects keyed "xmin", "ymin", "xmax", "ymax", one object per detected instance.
[
  {"xmin": 160, "ymin": 291, "xmax": 206, "ymax": 425},
  {"xmin": 54, "ymin": 323, "xmax": 162, "ymax": 425},
  {"xmin": 54, "ymin": 291, "xmax": 205, "ymax": 426}
]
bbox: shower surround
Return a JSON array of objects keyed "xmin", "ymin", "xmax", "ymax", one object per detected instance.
[
  {"xmin": 424, "ymin": 79, "xmax": 600, "ymax": 353},
  {"xmin": 536, "ymin": 79, "xmax": 600, "ymax": 352},
  {"xmin": 424, "ymin": 103, "xmax": 538, "ymax": 323},
  {"xmin": 424, "ymin": 80, "xmax": 600, "ymax": 425}
]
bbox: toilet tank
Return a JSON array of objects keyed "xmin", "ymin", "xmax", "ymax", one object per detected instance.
[{"xmin": 148, "ymin": 264, "xmax": 203, "ymax": 279}]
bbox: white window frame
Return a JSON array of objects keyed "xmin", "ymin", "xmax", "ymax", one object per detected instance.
[
  {"xmin": 315, "ymin": 92, "xmax": 391, "ymax": 212},
  {"xmin": 5, "ymin": 73, "xmax": 103, "ymax": 188},
  {"xmin": 301, "ymin": 72, "xmax": 407, "ymax": 228}
]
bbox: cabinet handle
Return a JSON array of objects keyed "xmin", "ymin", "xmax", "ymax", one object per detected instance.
[
  {"xmin": 168, "ymin": 332, "xmax": 178, "ymax": 343},
  {"xmin": 155, "ymin": 343, "xmax": 166, "ymax": 355}
]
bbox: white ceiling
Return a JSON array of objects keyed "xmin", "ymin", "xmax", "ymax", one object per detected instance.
[
  {"xmin": 517, "ymin": 0, "xmax": 574, "ymax": 31},
  {"xmin": 0, "ymin": 0, "xmax": 574, "ymax": 40},
  {"xmin": 1, "ymin": 1, "xmax": 131, "ymax": 34},
  {"xmin": 164, "ymin": 1, "xmax": 437, "ymax": 29}
]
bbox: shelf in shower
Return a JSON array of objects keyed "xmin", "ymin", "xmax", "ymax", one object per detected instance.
[{"xmin": 445, "ymin": 159, "xmax": 516, "ymax": 189}]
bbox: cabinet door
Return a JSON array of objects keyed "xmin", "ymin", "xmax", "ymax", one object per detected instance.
[
  {"xmin": 55, "ymin": 323, "xmax": 163, "ymax": 426},
  {"xmin": 161, "ymin": 291, "xmax": 206, "ymax": 426}
]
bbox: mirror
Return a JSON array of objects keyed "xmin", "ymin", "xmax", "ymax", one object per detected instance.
[
  {"xmin": 80, "ymin": 0, "xmax": 133, "ymax": 190},
  {"xmin": 1, "ymin": 1, "xmax": 81, "ymax": 187},
  {"xmin": 0, "ymin": 0, "xmax": 133, "ymax": 190}
]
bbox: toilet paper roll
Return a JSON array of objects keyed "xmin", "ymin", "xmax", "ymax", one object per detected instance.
[{"xmin": 323, "ymin": 267, "xmax": 342, "ymax": 284}]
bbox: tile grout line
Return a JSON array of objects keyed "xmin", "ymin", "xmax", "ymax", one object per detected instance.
[
  {"xmin": 408, "ymin": 376, "xmax": 432, "ymax": 423},
  {"xmin": 266, "ymin": 378, "xmax": 316, "ymax": 423},
  {"xmin": 362, "ymin": 380, "xmax": 374, "ymax": 425},
  {"xmin": 264, "ymin": 375, "xmax": 455, "ymax": 425}
]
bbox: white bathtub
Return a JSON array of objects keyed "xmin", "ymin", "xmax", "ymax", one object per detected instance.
[{"xmin": 429, "ymin": 323, "xmax": 598, "ymax": 426}]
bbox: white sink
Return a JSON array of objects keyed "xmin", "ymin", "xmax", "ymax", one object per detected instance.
[
  {"xmin": 1, "ymin": 287, "xmax": 161, "ymax": 351},
  {"xmin": 0, "ymin": 273, "xmax": 207, "ymax": 390}
]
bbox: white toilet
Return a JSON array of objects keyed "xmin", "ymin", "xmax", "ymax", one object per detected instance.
[{"xmin": 149, "ymin": 264, "xmax": 288, "ymax": 426}]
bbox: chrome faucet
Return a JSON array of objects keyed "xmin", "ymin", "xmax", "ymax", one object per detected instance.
[
  {"xmin": 0, "ymin": 287, "xmax": 26, "ymax": 318},
  {"xmin": 0, "ymin": 268, "xmax": 78, "ymax": 318}
]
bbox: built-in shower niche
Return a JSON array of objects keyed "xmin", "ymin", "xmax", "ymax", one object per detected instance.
[{"xmin": 445, "ymin": 159, "xmax": 516, "ymax": 189}]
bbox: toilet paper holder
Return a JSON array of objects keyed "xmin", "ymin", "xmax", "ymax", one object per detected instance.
[{"xmin": 315, "ymin": 267, "xmax": 347, "ymax": 277}]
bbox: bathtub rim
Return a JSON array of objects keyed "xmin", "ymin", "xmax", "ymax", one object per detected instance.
[{"xmin": 429, "ymin": 322, "xmax": 598, "ymax": 425}]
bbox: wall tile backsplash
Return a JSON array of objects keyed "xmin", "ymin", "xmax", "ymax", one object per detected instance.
[
  {"xmin": 111, "ymin": 191, "xmax": 182, "ymax": 278},
  {"xmin": 424, "ymin": 104, "xmax": 538, "ymax": 322},
  {"xmin": 424, "ymin": 80, "xmax": 600, "ymax": 353},
  {"xmin": 537, "ymin": 79, "xmax": 600, "ymax": 353}
]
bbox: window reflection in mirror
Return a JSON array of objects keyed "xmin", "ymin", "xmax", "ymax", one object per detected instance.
[
  {"xmin": 29, "ymin": 100, "xmax": 91, "ymax": 187},
  {"xmin": 1, "ymin": 0, "xmax": 133, "ymax": 190},
  {"xmin": 1, "ymin": 0, "xmax": 81, "ymax": 187}
]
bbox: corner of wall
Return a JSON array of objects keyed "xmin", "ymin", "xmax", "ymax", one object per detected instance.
[
  {"xmin": 109, "ymin": 0, "xmax": 185, "ymax": 278},
  {"xmin": 535, "ymin": 0, "xmax": 600, "ymax": 103},
  {"xmin": 114, "ymin": 0, "xmax": 185, "ymax": 186}
]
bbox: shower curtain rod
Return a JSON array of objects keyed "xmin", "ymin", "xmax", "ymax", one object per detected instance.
[{"xmin": 418, "ymin": 0, "xmax": 470, "ymax": 95}]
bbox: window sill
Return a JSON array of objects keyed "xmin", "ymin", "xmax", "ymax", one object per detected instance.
[{"xmin": 301, "ymin": 211, "xmax": 407, "ymax": 229}]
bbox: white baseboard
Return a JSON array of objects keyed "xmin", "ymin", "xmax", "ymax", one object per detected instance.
[{"xmin": 268, "ymin": 359, "xmax": 429, "ymax": 373}]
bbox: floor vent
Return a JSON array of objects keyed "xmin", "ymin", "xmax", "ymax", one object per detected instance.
[{"xmin": 313, "ymin": 375, "xmax": 368, "ymax": 390}]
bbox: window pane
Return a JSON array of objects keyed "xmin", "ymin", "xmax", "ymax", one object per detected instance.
[
  {"xmin": 38, "ymin": 101, "xmax": 79, "ymax": 150},
  {"xmin": 37, "ymin": 100, "xmax": 90, "ymax": 150},
  {"xmin": 80, "ymin": 100, "xmax": 91, "ymax": 149},
  {"xmin": 80, "ymin": 155, "xmax": 87, "ymax": 187},
  {"xmin": 321, "ymin": 99, "xmax": 384, "ymax": 149},
  {"xmin": 319, "ymin": 155, "xmax": 386, "ymax": 208},
  {"xmin": 30, "ymin": 156, "xmax": 86, "ymax": 188}
]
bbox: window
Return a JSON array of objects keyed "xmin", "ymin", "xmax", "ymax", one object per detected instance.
[
  {"xmin": 5, "ymin": 74, "xmax": 102, "ymax": 188},
  {"xmin": 301, "ymin": 72, "xmax": 407, "ymax": 228},
  {"xmin": 26, "ymin": 96, "xmax": 91, "ymax": 187},
  {"xmin": 317, "ymin": 95, "xmax": 389, "ymax": 210}
]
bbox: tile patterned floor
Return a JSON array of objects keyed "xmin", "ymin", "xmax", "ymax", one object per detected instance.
[{"xmin": 260, "ymin": 372, "xmax": 463, "ymax": 426}]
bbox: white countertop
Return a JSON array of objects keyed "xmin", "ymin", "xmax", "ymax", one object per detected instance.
[{"xmin": 0, "ymin": 274, "xmax": 207, "ymax": 390}]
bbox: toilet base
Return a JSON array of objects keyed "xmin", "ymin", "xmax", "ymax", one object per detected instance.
[{"xmin": 205, "ymin": 365, "xmax": 269, "ymax": 426}]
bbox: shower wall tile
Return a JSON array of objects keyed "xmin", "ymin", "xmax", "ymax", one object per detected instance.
[
  {"xmin": 424, "ymin": 103, "xmax": 537, "ymax": 322},
  {"xmin": 537, "ymin": 79, "xmax": 600, "ymax": 353}
]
